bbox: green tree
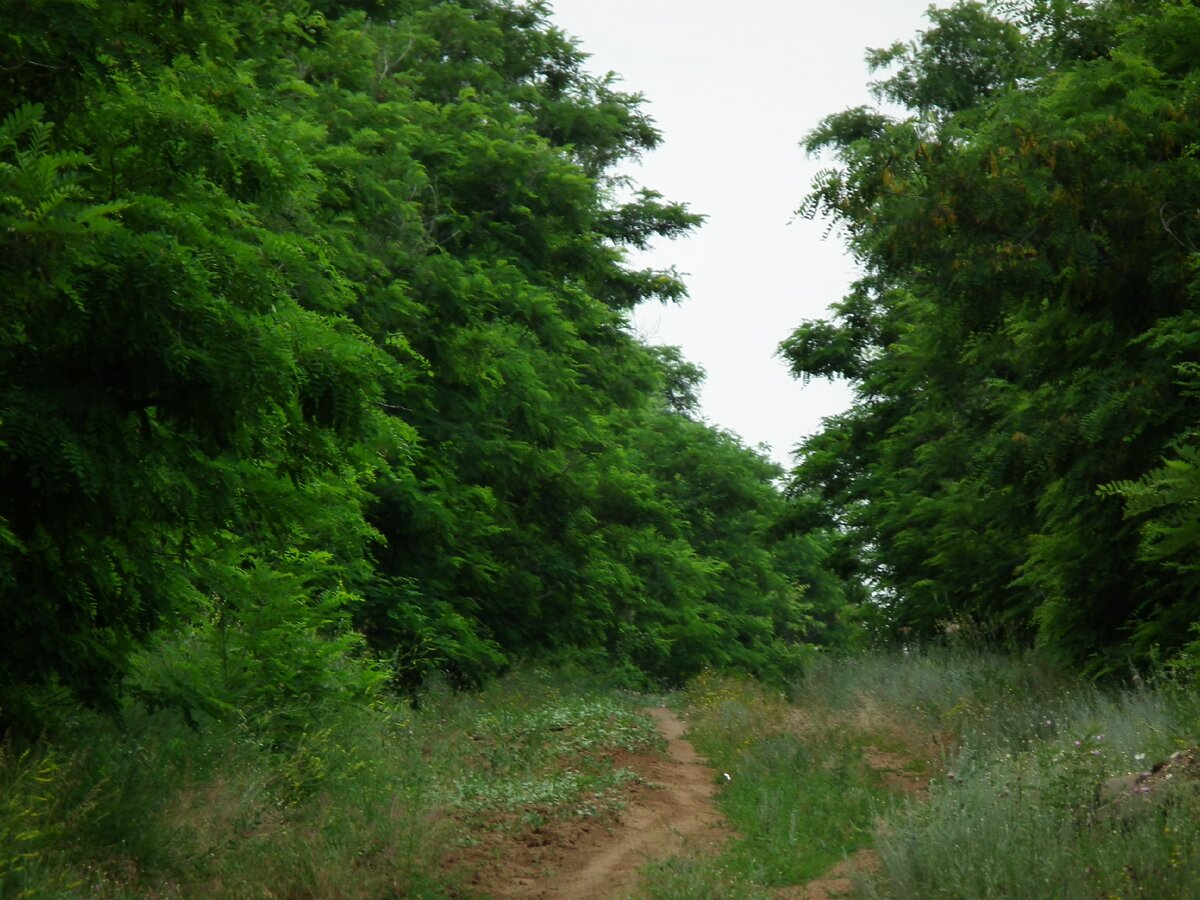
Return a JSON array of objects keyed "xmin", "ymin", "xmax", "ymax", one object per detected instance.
[
  {"xmin": 0, "ymin": 0, "xmax": 842, "ymax": 729},
  {"xmin": 786, "ymin": 0, "xmax": 1200, "ymax": 667},
  {"xmin": 0, "ymin": 2, "xmax": 404, "ymax": 720}
]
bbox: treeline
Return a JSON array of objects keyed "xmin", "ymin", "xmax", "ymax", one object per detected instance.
[
  {"xmin": 0, "ymin": 0, "xmax": 850, "ymax": 732},
  {"xmin": 785, "ymin": 0, "xmax": 1200, "ymax": 672}
]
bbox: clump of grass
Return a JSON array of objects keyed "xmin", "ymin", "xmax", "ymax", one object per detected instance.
[
  {"xmin": 869, "ymin": 731, "xmax": 1200, "ymax": 898},
  {"xmin": 717, "ymin": 731, "xmax": 884, "ymax": 884},
  {"xmin": 795, "ymin": 646, "xmax": 1074, "ymax": 749},
  {"xmin": 449, "ymin": 689, "xmax": 661, "ymax": 826},
  {"xmin": 639, "ymin": 850, "xmax": 772, "ymax": 899},
  {"xmin": 0, "ymin": 697, "xmax": 459, "ymax": 898},
  {"xmin": 645, "ymin": 652, "xmax": 1200, "ymax": 900}
]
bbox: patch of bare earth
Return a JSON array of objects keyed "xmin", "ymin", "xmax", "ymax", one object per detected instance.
[
  {"xmin": 455, "ymin": 706, "xmax": 730, "ymax": 899},
  {"xmin": 862, "ymin": 746, "xmax": 931, "ymax": 800},
  {"xmin": 775, "ymin": 849, "xmax": 882, "ymax": 900},
  {"xmin": 1093, "ymin": 746, "xmax": 1200, "ymax": 827},
  {"xmin": 776, "ymin": 705, "xmax": 934, "ymax": 900}
]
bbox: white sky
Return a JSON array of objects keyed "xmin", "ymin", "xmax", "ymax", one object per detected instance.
[{"xmin": 546, "ymin": 0, "xmax": 949, "ymax": 468}]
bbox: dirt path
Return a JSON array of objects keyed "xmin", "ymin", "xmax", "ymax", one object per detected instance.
[
  {"xmin": 469, "ymin": 706, "xmax": 729, "ymax": 899},
  {"xmin": 462, "ymin": 706, "xmax": 926, "ymax": 898}
]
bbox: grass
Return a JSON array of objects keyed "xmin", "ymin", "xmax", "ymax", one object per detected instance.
[
  {"xmin": 796, "ymin": 648, "xmax": 1200, "ymax": 899},
  {"xmin": 0, "ymin": 668, "xmax": 661, "ymax": 898},
  {"xmin": 445, "ymin": 687, "xmax": 662, "ymax": 828},
  {"xmin": 8, "ymin": 648, "xmax": 1200, "ymax": 898},
  {"xmin": 844, "ymin": 652, "xmax": 1200, "ymax": 899},
  {"xmin": 639, "ymin": 669, "xmax": 894, "ymax": 897},
  {"xmin": 0, "ymin": 697, "xmax": 458, "ymax": 898},
  {"xmin": 641, "ymin": 650, "xmax": 1200, "ymax": 900}
]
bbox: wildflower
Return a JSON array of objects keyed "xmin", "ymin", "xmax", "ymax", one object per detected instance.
[
  {"xmin": 1134, "ymin": 753, "xmax": 1146, "ymax": 763},
  {"xmin": 723, "ymin": 772, "xmax": 732, "ymax": 782},
  {"xmin": 1074, "ymin": 740, "xmax": 1082, "ymax": 747},
  {"xmin": 1090, "ymin": 749, "xmax": 1102, "ymax": 756},
  {"xmin": 1094, "ymin": 734, "xmax": 1105, "ymax": 742}
]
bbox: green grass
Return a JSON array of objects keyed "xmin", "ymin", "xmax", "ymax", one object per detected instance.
[
  {"xmin": 638, "ymin": 671, "xmax": 892, "ymax": 897},
  {"xmin": 0, "ymin": 697, "xmax": 459, "ymax": 898},
  {"xmin": 638, "ymin": 854, "xmax": 772, "ymax": 900},
  {"xmin": 443, "ymin": 685, "xmax": 662, "ymax": 830},
  {"xmin": 0, "ymin": 668, "xmax": 661, "ymax": 898},
  {"xmin": 797, "ymin": 649, "xmax": 1200, "ymax": 899},
  {"xmin": 854, "ymin": 657, "xmax": 1200, "ymax": 900},
  {"xmin": 639, "ymin": 651, "xmax": 1200, "ymax": 900},
  {"xmin": 9, "ymin": 649, "xmax": 1199, "ymax": 899},
  {"xmin": 715, "ymin": 732, "xmax": 882, "ymax": 882}
]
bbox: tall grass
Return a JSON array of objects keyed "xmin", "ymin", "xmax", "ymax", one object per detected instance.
[
  {"xmin": 10, "ymin": 646, "xmax": 1196, "ymax": 898},
  {"xmin": 796, "ymin": 648, "xmax": 1200, "ymax": 899},
  {"xmin": 0, "ymin": 666, "xmax": 660, "ymax": 898},
  {"xmin": 642, "ymin": 650, "xmax": 1200, "ymax": 900},
  {"xmin": 0, "ymin": 698, "xmax": 455, "ymax": 897}
]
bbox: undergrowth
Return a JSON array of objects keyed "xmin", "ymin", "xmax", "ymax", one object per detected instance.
[
  {"xmin": 798, "ymin": 649, "xmax": 1200, "ymax": 899},
  {"xmin": 10, "ymin": 647, "xmax": 1199, "ymax": 899},
  {"xmin": 833, "ymin": 651, "xmax": 1200, "ymax": 899},
  {"xmin": 643, "ymin": 649, "xmax": 1200, "ymax": 900},
  {"xmin": 0, "ymin": 667, "xmax": 659, "ymax": 898}
]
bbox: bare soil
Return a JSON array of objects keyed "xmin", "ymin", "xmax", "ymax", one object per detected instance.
[{"xmin": 775, "ymin": 848, "xmax": 882, "ymax": 900}]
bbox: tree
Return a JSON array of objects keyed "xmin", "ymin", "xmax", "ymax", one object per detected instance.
[
  {"xmin": 786, "ymin": 0, "xmax": 1200, "ymax": 667},
  {"xmin": 1, "ymin": 0, "xmax": 841, "ymax": 726}
]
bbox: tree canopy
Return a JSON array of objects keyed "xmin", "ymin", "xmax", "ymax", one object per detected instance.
[
  {"xmin": 0, "ymin": 0, "xmax": 848, "ymax": 729},
  {"xmin": 785, "ymin": 0, "xmax": 1200, "ymax": 670}
]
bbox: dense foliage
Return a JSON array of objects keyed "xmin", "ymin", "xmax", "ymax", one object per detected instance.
[
  {"xmin": 0, "ymin": 0, "xmax": 847, "ymax": 730},
  {"xmin": 785, "ymin": 0, "xmax": 1200, "ymax": 670}
]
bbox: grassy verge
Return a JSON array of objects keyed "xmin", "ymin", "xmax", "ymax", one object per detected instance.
[
  {"xmin": 0, "ymin": 668, "xmax": 661, "ymax": 898},
  {"xmin": 10, "ymin": 648, "xmax": 1198, "ymax": 898},
  {"xmin": 642, "ymin": 650, "xmax": 1200, "ymax": 900},
  {"xmin": 818, "ymin": 650, "xmax": 1200, "ymax": 899}
]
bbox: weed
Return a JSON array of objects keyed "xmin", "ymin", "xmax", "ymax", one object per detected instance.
[
  {"xmin": 644, "ymin": 653, "xmax": 1200, "ymax": 900},
  {"xmin": 12, "ymin": 650, "xmax": 1196, "ymax": 899},
  {"xmin": 807, "ymin": 650, "xmax": 1200, "ymax": 899}
]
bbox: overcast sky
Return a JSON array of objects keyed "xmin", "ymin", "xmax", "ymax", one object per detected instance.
[{"xmin": 546, "ymin": 0, "xmax": 948, "ymax": 468}]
